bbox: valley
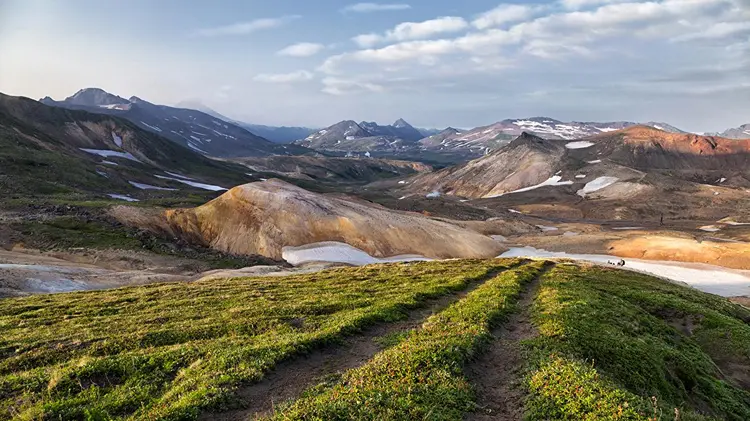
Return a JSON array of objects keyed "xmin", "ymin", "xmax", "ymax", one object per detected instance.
[{"xmin": 1, "ymin": 89, "xmax": 749, "ymax": 420}]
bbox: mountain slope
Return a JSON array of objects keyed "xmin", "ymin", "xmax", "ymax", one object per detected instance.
[
  {"xmin": 0, "ymin": 93, "xmax": 256, "ymax": 198},
  {"xmin": 418, "ymin": 118, "xmax": 687, "ymax": 156},
  {"xmin": 147, "ymin": 179, "xmax": 503, "ymax": 260},
  {"xmin": 233, "ymin": 155, "xmax": 431, "ymax": 184},
  {"xmin": 294, "ymin": 119, "xmax": 424, "ymax": 152},
  {"xmin": 409, "ymin": 132, "xmax": 569, "ymax": 198},
  {"xmin": 174, "ymin": 100, "xmax": 317, "ymax": 144},
  {"xmin": 41, "ymin": 88, "xmax": 308, "ymax": 157},
  {"xmin": 406, "ymin": 126, "xmax": 750, "ymax": 199},
  {"xmin": 715, "ymin": 123, "xmax": 750, "ymax": 139}
]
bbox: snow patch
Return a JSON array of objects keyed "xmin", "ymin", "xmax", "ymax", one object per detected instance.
[
  {"xmin": 577, "ymin": 176, "xmax": 619, "ymax": 197},
  {"xmin": 587, "ymin": 159, "xmax": 602, "ymax": 164},
  {"xmin": 699, "ymin": 225, "xmax": 721, "ymax": 232},
  {"xmin": 80, "ymin": 148, "xmax": 140, "ymax": 162},
  {"xmin": 398, "ymin": 180, "xmax": 406, "ymax": 184},
  {"xmin": 140, "ymin": 121, "xmax": 162, "ymax": 132},
  {"xmin": 111, "ymin": 131, "xmax": 123, "ymax": 147},
  {"xmin": 282, "ymin": 241, "xmax": 430, "ymax": 266},
  {"xmin": 536, "ymin": 225, "xmax": 559, "ymax": 232},
  {"xmin": 164, "ymin": 171, "xmax": 195, "ymax": 181},
  {"xmin": 129, "ymin": 181, "xmax": 177, "ymax": 191},
  {"xmin": 101, "ymin": 160, "xmax": 118, "ymax": 166},
  {"xmin": 486, "ymin": 176, "xmax": 573, "ymax": 198},
  {"xmin": 154, "ymin": 175, "xmax": 226, "ymax": 191},
  {"xmin": 426, "ymin": 191, "xmax": 441, "ymax": 198},
  {"xmin": 575, "ymin": 174, "xmax": 587, "ymax": 179},
  {"xmin": 565, "ymin": 141, "xmax": 595, "ymax": 149},
  {"xmin": 107, "ymin": 194, "xmax": 139, "ymax": 202},
  {"xmin": 499, "ymin": 246, "xmax": 750, "ymax": 297},
  {"xmin": 187, "ymin": 143, "xmax": 208, "ymax": 154}
]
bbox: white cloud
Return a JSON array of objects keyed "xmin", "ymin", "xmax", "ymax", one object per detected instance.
[
  {"xmin": 472, "ymin": 4, "xmax": 540, "ymax": 29},
  {"xmin": 341, "ymin": 3, "xmax": 411, "ymax": 13},
  {"xmin": 321, "ymin": 77, "xmax": 384, "ymax": 95},
  {"xmin": 196, "ymin": 16, "xmax": 301, "ymax": 37},
  {"xmin": 672, "ymin": 21, "xmax": 750, "ymax": 42},
  {"xmin": 324, "ymin": 0, "xmax": 740, "ymax": 71},
  {"xmin": 254, "ymin": 70, "xmax": 314, "ymax": 83},
  {"xmin": 277, "ymin": 42, "xmax": 326, "ymax": 57},
  {"xmin": 559, "ymin": 0, "xmax": 624, "ymax": 10},
  {"xmin": 353, "ymin": 17, "xmax": 469, "ymax": 47}
]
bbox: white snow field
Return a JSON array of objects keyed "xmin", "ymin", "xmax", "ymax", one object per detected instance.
[
  {"xmin": 500, "ymin": 246, "xmax": 750, "ymax": 297},
  {"xmin": 281, "ymin": 242, "xmax": 431, "ymax": 266},
  {"xmin": 486, "ymin": 176, "xmax": 573, "ymax": 198},
  {"xmin": 577, "ymin": 176, "xmax": 619, "ymax": 197},
  {"xmin": 107, "ymin": 194, "xmax": 139, "ymax": 202},
  {"xmin": 80, "ymin": 148, "xmax": 140, "ymax": 162},
  {"xmin": 111, "ymin": 131, "xmax": 123, "ymax": 147},
  {"xmin": 565, "ymin": 141, "xmax": 595, "ymax": 149},
  {"xmin": 154, "ymin": 175, "xmax": 226, "ymax": 191},
  {"xmin": 128, "ymin": 181, "xmax": 177, "ymax": 191}
]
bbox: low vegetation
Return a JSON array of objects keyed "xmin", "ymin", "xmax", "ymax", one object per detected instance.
[
  {"xmin": 2, "ymin": 259, "xmax": 748, "ymax": 420},
  {"xmin": 266, "ymin": 260, "xmax": 547, "ymax": 420},
  {"xmin": 525, "ymin": 263, "xmax": 750, "ymax": 420},
  {"xmin": 0, "ymin": 259, "xmax": 519, "ymax": 420}
]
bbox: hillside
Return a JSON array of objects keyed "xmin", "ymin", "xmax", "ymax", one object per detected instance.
[
  {"xmin": 294, "ymin": 119, "xmax": 424, "ymax": 152},
  {"xmin": 409, "ymin": 132, "xmax": 569, "ymax": 198},
  {"xmin": 41, "ymin": 88, "xmax": 308, "ymax": 157},
  {"xmin": 117, "ymin": 179, "xmax": 504, "ymax": 260},
  {"xmin": 233, "ymin": 155, "xmax": 432, "ymax": 184},
  {"xmin": 0, "ymin": 93, "xmax": 257, "ymax": 200},
  {"xmin": 2, "ymin": 259, "xmax": 748, "ymax": 420},
  {"xmin": 714, "ymin": 123, "xmax": 750, "ymax": 140},
  {"xmin": 406, "ymin": 126, "xmax": 750, "ymax": 200},
  {"xmin": 417, "ymin": 118, "xmax": 686, "ymax": 156}
]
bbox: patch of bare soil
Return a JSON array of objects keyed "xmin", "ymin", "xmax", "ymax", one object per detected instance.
[
  {"xmin": 464, "ymin": 265, "xmax": 550, "ymax": 421},
  {"xmin": 730, "ymin": 296, "xmax": 750, "ymax": 308},
  {"xmin": 200, "ymin": 267, "xmax": 515, "ymax": 421}
]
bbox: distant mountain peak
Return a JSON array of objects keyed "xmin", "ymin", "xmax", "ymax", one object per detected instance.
[
  {"xmin": 64, "ymin": 88, "xmax": 129, "ymax": 107},
  {"xmin": 393, "ymin": 118, "xmax": 413, "ymax": 128}
]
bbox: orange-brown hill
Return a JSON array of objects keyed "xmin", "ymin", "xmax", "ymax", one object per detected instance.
[{"xmin": 117, "ymin": 179, "xmax": 506, "ymax": 261}]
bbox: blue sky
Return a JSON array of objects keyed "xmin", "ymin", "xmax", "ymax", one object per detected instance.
[{"xmin": 0, "ymin": 0, "xmax": 748, "ymax": 131}]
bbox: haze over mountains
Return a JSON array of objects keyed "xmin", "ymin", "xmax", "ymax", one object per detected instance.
[{"xmin": 34, "ymin": 87, "xmax": 749, "ymax": 164}]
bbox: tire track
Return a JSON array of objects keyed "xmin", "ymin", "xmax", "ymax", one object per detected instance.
[
  {"xmin": 201, "ymin": 261, "xmax": 528, "ymax": 421},
  {"xmin": 465, "ymin": 262, "xmax": 554, "ymax": 421}
]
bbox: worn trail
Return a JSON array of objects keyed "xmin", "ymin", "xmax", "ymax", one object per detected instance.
[
  {"xmin": 465, "ymin": 263, "xmax": 552, "ymax": 421},
  {"xmin": 201, "ymin": 264, "xmax": 523, "ymax": 421}
]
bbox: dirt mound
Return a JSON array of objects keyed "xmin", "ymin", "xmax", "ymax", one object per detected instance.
[
  {"xmin": 608, "ymin": 235, "xmax": 750, "ymax": 270},
  {"xmin": 138, "ymin": 179, "xmax": 504, "ymax": 261}
]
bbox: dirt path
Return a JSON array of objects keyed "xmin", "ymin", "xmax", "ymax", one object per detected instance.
[
  {"xmin": 464, "ymin": 264, "xmax": 551, "ymax": 421},
  {"xmin": 200, "ymin": 265, "xmax": 520, "ymax": 421}
]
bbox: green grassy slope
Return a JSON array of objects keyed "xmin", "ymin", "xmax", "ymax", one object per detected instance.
[
  {"xmin": 1, "ymin": 260, "xmax": 748, "ymax": 420},
  {"xmin": 0, "ymin": 260, "xmax": 519, "ymax": 420},
  {"xmin": 525, "ymin": 264, "xmax": 750, "ymax": 421}
]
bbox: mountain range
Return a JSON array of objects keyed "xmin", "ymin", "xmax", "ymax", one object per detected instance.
[
  {"xmin": 292, "ymin": 116, "xmax": 698, "ymax": 159},
  {"xmin": 40, "ymin": 88, "xmax": 309, "ymax": 157},
  {"xmin": 405, "ymin": 126, "xmax": 750, "ymax": 220},
  {"xmin": 294, "ymin": 118, "xmax": 428, "ymax": 152},
  {"xmin": 0, "ymin": 92, "xmax": 258, "ymax": 199}
]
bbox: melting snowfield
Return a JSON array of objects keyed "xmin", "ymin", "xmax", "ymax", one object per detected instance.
[
  {"xmin": 500, "ymin": 246, "xmax": 750, "ymax": 297},
  {"xmin": 154, "ymin": 175, "xmax": 226, "ymax": 191},
  {"xmin": 485, "ymin": 175, "xmax": 573, "ymax": 198},
  {"xmin": 282, "ymin": 242, "xmax": 431, "ymax": 266}
]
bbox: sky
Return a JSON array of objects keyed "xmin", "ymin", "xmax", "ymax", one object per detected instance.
[{"xmin": 0, "ymin": 0, "xmax": 748, "ymax": 132}]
